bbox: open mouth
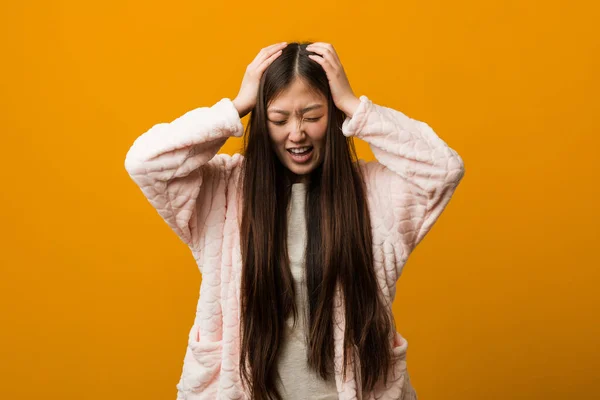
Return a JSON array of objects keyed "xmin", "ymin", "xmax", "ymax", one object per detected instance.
[{"xmin": 287, "ymin": 146, "xmax": 314, "ymax": 163}]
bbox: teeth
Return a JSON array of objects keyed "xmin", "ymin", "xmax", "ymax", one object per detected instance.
[{"xmin": 289, "ymin": 147, "xmax": 311, "ymax": 154}]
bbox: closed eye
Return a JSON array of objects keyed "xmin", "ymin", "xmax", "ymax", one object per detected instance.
[{"xmin": 271, "ymin": 117, "xmax": 321, "ymax": 126}]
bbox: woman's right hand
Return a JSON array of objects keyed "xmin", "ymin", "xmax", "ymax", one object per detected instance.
[{"xmin": 232, "ymin": 42, "xmax": 288, "ymax": 118}]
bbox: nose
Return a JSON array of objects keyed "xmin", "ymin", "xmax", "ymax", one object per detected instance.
[{"xmin": 288, "ymin": 120, "xmax": 305, "ymax": 142}]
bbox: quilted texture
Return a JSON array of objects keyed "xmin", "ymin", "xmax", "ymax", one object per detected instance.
[{"xmin": 124, "ymin": 95, "xmax": 465, "ymax": 400}]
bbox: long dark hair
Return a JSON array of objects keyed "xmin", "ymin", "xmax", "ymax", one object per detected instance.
[{"xmin": 238, "ymin": 42, "xmax": 394, "ymax": 400}]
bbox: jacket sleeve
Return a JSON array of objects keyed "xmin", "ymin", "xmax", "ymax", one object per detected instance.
[
  {"xmin": 124, "ymin": 98, "xmax": 244, "ymax": 251},
  {"xmin": 342, "ymin": 95, "xmax": 465, "ymax": 267}
]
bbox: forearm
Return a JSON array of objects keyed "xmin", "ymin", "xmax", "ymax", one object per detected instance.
[
  {"xmin": 342, "ymin": 95, "xmax": 464, "ymax": 195},
  {"xmin": 125, "ymin": 98, "xmax": 243, "ymax": 181}
]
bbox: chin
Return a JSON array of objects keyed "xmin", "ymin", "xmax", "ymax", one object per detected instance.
[{"xmin": 286, "ymin": 163, "xmax": 316, "ymax": 176}]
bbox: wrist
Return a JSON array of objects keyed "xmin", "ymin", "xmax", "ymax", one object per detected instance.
[
  {"xmin": 232, "ymin": 98, "xmax": 247, "ymax": 118},
  {"xmin": 341, "ymin": 96, "xmax": 361, "ymax": 118}
]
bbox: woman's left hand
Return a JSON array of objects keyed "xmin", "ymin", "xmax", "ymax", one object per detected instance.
[{"xmin": 306, "ymin": 42, "xmax": 361, "ymax": 118}]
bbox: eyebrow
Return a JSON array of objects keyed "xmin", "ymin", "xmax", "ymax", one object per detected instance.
[{"xmin": 267, "ymin": 104, "xmax": 324, "ymax": 115}]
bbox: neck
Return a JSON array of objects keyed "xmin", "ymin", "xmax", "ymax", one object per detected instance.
[{"xmin": 289, "ymin": 171, "xmax": 309, "ymax": 185}]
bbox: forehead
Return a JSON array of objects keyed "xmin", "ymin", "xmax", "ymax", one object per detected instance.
[{"xmin": 267, "ymin": 79, "xmax": 327, "ymax": 114}]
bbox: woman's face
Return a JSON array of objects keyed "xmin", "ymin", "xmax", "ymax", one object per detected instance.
[{"xmin": 266, "ymin": 78, "xmax": 328, "ymax": 183}]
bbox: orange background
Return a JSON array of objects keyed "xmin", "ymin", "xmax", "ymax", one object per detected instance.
[{"xmin": 1, "ymin": 1, "xmax": 598, "ymax": 399}]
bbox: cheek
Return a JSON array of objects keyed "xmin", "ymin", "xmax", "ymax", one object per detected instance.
[
  {"xmin": 311, "ymin": 124, "xmax": 328, "ymax": 146},
  {"xmin": 267, "ymin": 129, "xmax": 286, "ymax": 147}
]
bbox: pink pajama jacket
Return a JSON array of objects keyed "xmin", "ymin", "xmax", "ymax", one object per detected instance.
[{"xmin": 124, "ymin": 95, "xmax": 465, "ymax": 399}]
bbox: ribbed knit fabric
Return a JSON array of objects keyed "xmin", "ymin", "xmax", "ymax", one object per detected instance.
[{"xmin": 274, "ymin": 183, "xmax": 340, "ymax": 399}]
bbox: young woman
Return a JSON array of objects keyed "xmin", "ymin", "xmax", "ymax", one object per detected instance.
[{"xmin": 125, "ymin": 41, "xmax": 465, "ymax": 400}]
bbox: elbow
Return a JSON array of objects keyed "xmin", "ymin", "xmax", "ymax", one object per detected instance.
[
  {"xmin": 123, "ymin": 124, "xmax": 161, "ymax": 175},
  {"xmin": 447, "ymin": 151, "xmax": 465, "ymax": 186},
  {"xmin": 124, "ymin": 146, "xmax": 141, "ymax": 176},
  {"xmin": 123, "ymin": 122, "xmax": 167, "ymax": 172},
  {"xmin": 124, "ymin": 141, "xmax": 151, "ymax": 179}
]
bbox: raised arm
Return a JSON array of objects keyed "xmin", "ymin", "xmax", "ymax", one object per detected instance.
[
  {"xmin": 124, "ymin": 42, "xmax": 288, "ymax": 266},
  {"xmin": 124, "ymin": 98, "xmax": 244, "ymax": 250},
  {"xmin": 303, "ymin": 43, "xmax": 464, "ymax": 271},
  {"xmin": 342, "ymin": 95, "xmax": 465, "ymax": 270}
]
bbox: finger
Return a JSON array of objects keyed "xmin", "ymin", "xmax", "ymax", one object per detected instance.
[
  {"xmin": 257, "ymin": 49, "xmax": 283, "ymax": 72},
  {"xmin": 307, "ymin": 47, "xmax": 339, "ymax": 70},
  {"xmin": 266, "ymin": 42, "xmax": 288, "ymax": 52},
  {"xmin": 259, "ymin": 42, "xmax": 287, "ymax": 61},
  {"xmin": 306, "ymin": 42, "xmax": 335, "ymax": 54},
  {"xmin": 263, "ymin": 42, "xmax": 288, "ymax": 55},
  {"xmin": 251, "ymin": 48, "xmax": 285, "ymax": 72},
  {"xmin": 308, "ymin": 54, "xmax": 331, "ymax": 73},
  {"xmin": 255, "ymin": 42, "xmax": 287, "ymax": 64},
  {"xmin": 306, "ymin": 44, "xmax": 340, "ymax": 65},
  {"xmin": 307, "ymin": 42, "xmax": 331, "ymax": 48}
]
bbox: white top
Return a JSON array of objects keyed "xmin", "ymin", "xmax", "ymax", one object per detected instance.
[{"xmin": 275, "ymin": 183, "xmax": 339, "ymax": 399}]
